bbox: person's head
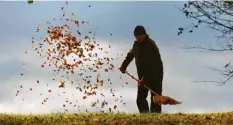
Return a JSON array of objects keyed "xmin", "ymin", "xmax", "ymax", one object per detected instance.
[{"xmin": 134, "ymin": 25, "xmax": 147, "ymax": 42}]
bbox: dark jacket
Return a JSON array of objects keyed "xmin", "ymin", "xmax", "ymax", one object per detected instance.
[{"xmin": 121, "ymin": 35, "xmax": 163, "ymax": 85}]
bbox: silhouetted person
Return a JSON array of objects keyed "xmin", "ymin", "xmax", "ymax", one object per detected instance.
[{"xmin": 119, "ymin": 25, "xmax": 164, "ymax": 113}]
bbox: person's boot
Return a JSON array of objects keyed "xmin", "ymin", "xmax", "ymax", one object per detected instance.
[
  {"xmin": 137, "ymin": 83, "xmax": 150, "ymax": 113},
  {"xmin": 150, "ymin": 102, "xmax": 162, "ymax": 113}
]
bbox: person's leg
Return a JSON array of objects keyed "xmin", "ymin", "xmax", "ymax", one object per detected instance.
[
  {"xmin": 137, "ymin": 85, "xmax": 149, "ymax": 113},
  {"xmin": 150, "ymin": 94, "xmax": 162, "ymax": 113},
  {"xmin": 150, "ymin": 78, "xmax": 162, "ymax": 113}
]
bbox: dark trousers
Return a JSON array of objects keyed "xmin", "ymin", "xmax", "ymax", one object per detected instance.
[{"xmin": 136, "ymin": 77, "xmax": 162, "ymax": 113}]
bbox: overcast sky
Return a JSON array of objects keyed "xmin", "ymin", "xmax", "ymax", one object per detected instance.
[{"xmin": 1, "ymin": 1, "xmax": 233, "ymax": 114}]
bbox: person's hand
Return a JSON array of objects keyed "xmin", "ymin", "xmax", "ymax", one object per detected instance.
[
  {"xmin": 138, "ymin": 77, "xmax": 144, "ymax": 86},
  {"xmin": 118, "ymin": 66, "xmax": 126, "ymax": 74}
]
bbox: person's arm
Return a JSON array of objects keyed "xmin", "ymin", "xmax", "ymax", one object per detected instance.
[{"xmin": 121, "ymin": 48, "xmax": 134, "ymax": 68}]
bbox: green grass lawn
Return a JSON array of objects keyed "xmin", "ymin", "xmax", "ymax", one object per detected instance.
[{"xmin": 1, "ymin": 111, "xmax": 233, "ymax": 125}]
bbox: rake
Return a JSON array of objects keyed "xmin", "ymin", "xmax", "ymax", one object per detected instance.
[{"xmin": 125, "ymin": 70, "xmax": 182, "ymax": 105}]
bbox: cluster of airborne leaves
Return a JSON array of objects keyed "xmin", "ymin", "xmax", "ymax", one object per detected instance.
[{"xmin": 16, "ymin": 1, "xmax": 130, "ymax": 113}]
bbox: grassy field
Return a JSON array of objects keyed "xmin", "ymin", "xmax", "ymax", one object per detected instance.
[{"xmin": 1, "ymin": 111, "xmax": 233, "ymax": 125}]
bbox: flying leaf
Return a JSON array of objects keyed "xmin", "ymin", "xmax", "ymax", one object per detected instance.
[
  {"xmin": 28, "ymin": 0, "xmax": 33, "ymax": 4},
  {"xmin": 59, "ymin": 80, "xmax": 65, "ymax": 88},
  {"xmin": 83, "ymin": 96, "xmax": 87, "ymax": 100},
  {"xmin": 37, "ymin": 25, "xmax": 41, "ymax": 32},
  {"xmin": 99, "ymin": 80, "xmax": 103, "ymax": 86},
  {"xmin": 104, "ymin": 69, "xmax": 108, "ymax": 72}
]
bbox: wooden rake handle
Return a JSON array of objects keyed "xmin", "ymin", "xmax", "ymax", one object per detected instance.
[{"xmin": 125, "ymin": 71, "xmax": 160, "ymax": 96}]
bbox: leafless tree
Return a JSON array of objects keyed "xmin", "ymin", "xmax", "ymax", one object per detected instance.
[{"xmin": 178, "ymin": 0, "xmax": 233, "ymax": 85}]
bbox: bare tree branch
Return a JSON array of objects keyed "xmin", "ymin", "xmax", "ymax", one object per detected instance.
[
  {"xmin": 194, "ymin": 73, "xmax": 233, "ymax": 86},
  {"xmin": 182, "ymin": 44, "xmax": 233, "ymax": 52},
  {"xmin": 178, "ymin": 0, "xmax": 233, "ymax": 85}
]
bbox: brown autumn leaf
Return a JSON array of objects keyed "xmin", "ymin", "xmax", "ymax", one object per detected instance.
[
  {"xmin": 42, "ymin": 98, "xmax": 48, "ymax": 104},
  {"xmin": 59, "ymin": 80, "xmax": 65, "ymax": 88},
  {"xmin": 104, "ymin": 69, "xmax": 108, "ymax": 72},
  {"xmin": 28, "ymin": 0, "xmax": 33, "ymax": 4},
  {"xmin": 96, "ymin": 60, "xmax": 104, "ymax": 65},
  {"xmin": 99, "ymin": 80, "xmax": 103, "ymax": 86},
  {"xmin": 86, "ymin": 92, "xmax": 92, "ymax": 96},
  {"xmin": 83, "ymin": 96, "xmax": 87, "ymax": 100},
  {"xmin": 36, "ymin": 25, "xmax": 41, "ymax": 32}
]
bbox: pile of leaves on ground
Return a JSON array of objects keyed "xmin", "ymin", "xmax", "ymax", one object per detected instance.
[{"xmin": 1, "ymin": 112, "xmax": 233, "ymax": 125}]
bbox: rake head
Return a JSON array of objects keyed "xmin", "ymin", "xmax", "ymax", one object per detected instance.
[{"xmin": 153, "ymin": 95, "xmax": 182, "ymax": 105}]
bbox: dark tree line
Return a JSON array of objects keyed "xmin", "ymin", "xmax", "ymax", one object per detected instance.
[{"xmin": 178, "ymin": 1, "xmax": 233, "ymax": 85}]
